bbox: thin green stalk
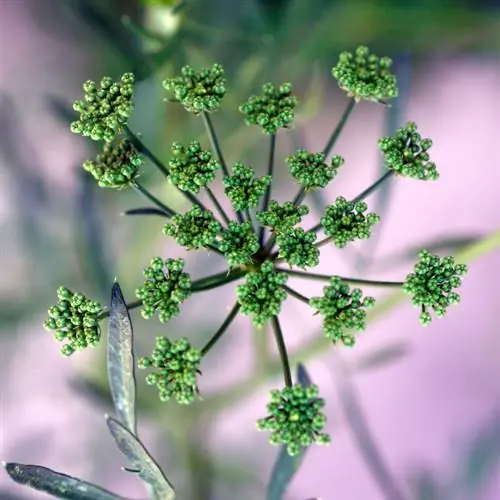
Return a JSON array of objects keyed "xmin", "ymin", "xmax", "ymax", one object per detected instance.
[
  {"xmin": 283, "ymin": 285, "xmax": 311, "ymax": 305},
  {"xmin": 322, "ymin": 98, "xmax": 356, "ymax": 157},
  {"xmin": 191, "ymin": 267, "xmax": 247, "ymax": 293},
  {"xmin": 263, "ymin": 232, "xmax": 277, "ymax": 257},
  {"xmin": 259, "ymin": 133, "xmax": 277, "ymax": 245},
  {"xmin": 202, "ymin": 112, "xmax": 230, "ymax": 178},
  {"xmin": 278, "ymin": 268, "xmax": 403, "ymax": 287},
  {"xmin": 204, "ymin": 185, "xmax": 231, "ymax": 226},
  {"xmin": 132, "ymin": 182, "xmax": 177, "ymax": 217},
  {"xmin": 271, "ymin": 316, "xmax": 293, "ymax": 388},
  {"xmin": 201, "ymin": 302, "xmax": 241, "ymax": 356}
]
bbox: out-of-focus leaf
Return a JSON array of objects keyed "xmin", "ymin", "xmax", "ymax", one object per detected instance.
[
  {"xmin": 409, "ymin": 469, "xmax": 443, "ymax": 500},
  {"xmin": 45, "ymin": 95, "xmax": 79, "ymax": 127},
  {"xmin": 266, "ymin": 363, "xmax": 313, "ymax": 500},
  {"xmin": 2, "ymin": 463, "xmax": 127, "ymax": 500},
  {"xmin": 106, "ymin": 416, "xmax": 176, "ymax": 500},
  {"xmin": 352, "ymin": 341, "xmax": 410, "ymax": 374},
  {"xmin": 107, "ymin": 282, "xmax": 137, "ymax": 435},
  {"xmin": 123, "ymin": 207, "xmax": 170, "ymax": 217}
]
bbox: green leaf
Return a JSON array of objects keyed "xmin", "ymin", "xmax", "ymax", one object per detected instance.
[
  {"xmin": 105, "ymin": 415, "xmax": 175, "ymax": 500},
  {"xmin": 2, "ymin": 463, "xmax": 126, "ymax": 500},
  {"xmin": 107, "ymin": 281, "xmax": 137, "ymax": 435},
  {"xmin": 266, "ymin": 363, "xmax": 312, "ymax": 500}
]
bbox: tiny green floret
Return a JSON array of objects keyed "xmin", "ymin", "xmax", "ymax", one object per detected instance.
[
  {"xmin": 379, "ymin": 122, "xmax": 439, "ymax": 180},
  {"xmin": 320, "ymin": 196, "xmax": 380, "ymax": 248},
  {"xmin": 257, "ymin": 200, "xmax": 309, "ymax": 234},
  {"xmin": 136, "ymin": 257, "xmax": 192, "ymax": 323},
  {"xmin": 138, "ymin": 336, "xmax": 202, "ymax": 405},
  {"xmin": 71, "ymin": 73, "xmax": 135, "ymax": 142},
  {"xmin": 163, "ymin": 63, "xmax": 226, "ymax": 114},
  {"xmin": 276, "ymin": 227, "xmax": 319, "ymax": 270},
  {"xmin": 239, "ymin": 82, "xmax": 298, "ymax": 134},
  {"xmin": 168, "ymin": 141, "xmax": 220, "ymax": 193},
  {"xmin": 257, "ymin": 384, "xmax": 331, "ymax": 456},
  {"xmin": 218, "ymin": 220, "xmax": 260, "ymax": 267},
  {"xmin": 163, "ymin": 206, "xmax": 222, "ymax": 250},
  {"xmin": 286, "ymin": 150, "xmax": 344, "ymax": 189},
  {"xmin": 223, "ymin": 162, "xmax": 272, "ymax": 211},
  {"xmin": 310, "ymin": 277, "xmax": 375, "ymax": 346},
  {"xmin": 236, "ymin": 261, "xmax": 288, "ymax": 327},
  {"xmin": 82, "ymin": 139, "xmax": 141, "ymax": 189},
  {"xmin": 44, "ymin": 286, "xmax": 103, "ymax": 356},
  {"xmin": 403, "ymin": 250, "xmax": 467, "ymax": 326},
  {"xmin": 331, "ymin": 45, "xmax": 398, "ymax": 103}
]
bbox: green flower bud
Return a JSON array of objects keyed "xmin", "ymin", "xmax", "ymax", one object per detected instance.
[
  {"xmin": 256, "ymin": 200, "xmax": 309, "ymax": 234},
  {"xmin": 286, "ymin": 150, "xmax": 344, "ymax": 189},
  {"xmin": 218, "ymin": 221, "xmax": 259, "ymax": 267},
  {"xmin": 276, "ymin": 228, "xmax": 319, "ymax": 269}
]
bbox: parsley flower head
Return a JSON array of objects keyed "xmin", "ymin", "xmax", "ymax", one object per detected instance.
[
  {"xmin": 82, "ymin": 139, "xmax": 141, "ymax": 189},
  {"xmin": 257, "ymin": 200, "xmax": 309, "ymax": 234},
  {"xmin": 320, "ymin": 196, "xmax": 380, "ymax": 248},
  {"xmin": 71, "ymin": 73, "xmax": 135, "ymax": 142},
  {"xmin": 286, "ymin": 150, "xmax": 344, "ymax": 189},
  {"xmin": 44, "ymin": 287, "xmax": 103, "ymax": 356},
  {"xmin": 163, "ymin": 64, "xmax": 226, "ymax": 114},
  {"xmin": 331, "ymin": 45, "xmax": 398, "ymax": 103},
  {"xmin": 219, "ymin": 220, "xmax": 260, "ymax": 267},
  {"xmin": 379, "ymin": 122, "xmax": 438, "ymax": 180},
  {"xmin": 310, "ymin": 277, "xmax": 375, "ymax": 346},
  {"xmin": 257, "ymin": 384, "xmax": 331, "ymax": 456},
  {"xmin": 239, "ymin": 82, "xmax": 298, "ymax": 134},
  {"xmin": 138, "ymin": 336, "xmax": 202, "ymax": 405},
  {"xmin": 276, "ymin": 228, "xmax": 319, "ymax": 270},
  {"xmin": 403, "ymin": 250, "xmax": 467, "ymax": 326},
  {"xmin": 136, "ymin": 257, "xmax": 192, "ymax": 322},
  {"xmin": 236, "ymin": 261, "xmax": 288, "ymax": 327}
]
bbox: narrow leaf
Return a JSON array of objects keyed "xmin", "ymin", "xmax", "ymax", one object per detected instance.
[
  {"xmin": 105, "ymin": 415, "xmax": 175, "ymax": 500},
  {"xmin": 107, "ymin": 282, "xmax": 137, "ymax": 435},
  {"xmin": 122, "ymin": 208, "xmax": 170, "ymax": 217},
  {"xmin": 3, "ymin": 463, "xmax": 126, "ymax": 500}
]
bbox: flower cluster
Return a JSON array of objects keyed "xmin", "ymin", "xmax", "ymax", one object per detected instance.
[
  {"xmin": 82, "ymin": 139, "xmax": 141, "ymax": 189},
  {"xmin": 331, "ymin": 45, "xmax": 398, "ymax": 103},
  {"xmin": 44, "ymin": 287, "xmax": 103, "ymax": 356},
  {"xmin": 257, "ymin": 200, "xmax": 309, "ymax": 234},
  {"xmin": 135, "ymin": 257, "xmax": 192, "ymax": 322},
  {"xmin": 163, "ymin": 64, "xmax": 226, "ymax": 114},
  {"xmin": 223, "ymin": 162, "xmax": 272, "ymax": 211},
  {"xmin": 276, "ymin": 228, "xmax": 319, "ymax": 269},
  {"xmin": 239, "ymin": 82, "xmax": 298, "ymax": 134},
  {"xmin": 403, "ymin": 250, "xmax": 467, "ymax": 325},
  {"xmin": 257, "ymin": 384, "xmax": 331, "ymax": 456},
  {"xmin": 218, "ymin": 221, "xmax": 260, "ymax": 267},
  {"xmin": 310, "ymin": 278, "xmax": 376, "ymax": 346},
  {"xmin": 71, "ymin": 73, "xmax": 135, "ymax": 142},
  {"xmin": 236, "ymin": 261, "xmax": 288, "ymax": 327},
  {"xmin": 286, "ymin": 150, "xmax": 344, "ymax": 189},
  {"xmin": 379, "ymin": 122, "xmax": 439, "ymax": 180},
  {"xmin": 320, "ymin": 197, "xmax": 380, "ymax": 248},
  {"xmin": 168, "ymin": 141, "xmax": 220, "ymax": 193},
  {"xmin": 138, "ymin": 336, "xmax": 202, "ymax": 405}
]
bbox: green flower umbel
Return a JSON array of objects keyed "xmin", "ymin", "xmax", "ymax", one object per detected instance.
[
  {"xmin": 163, "ymin": 64, "xmax": 226, "ymax": 114},
  {"xmin": 82, "ymin": 139, "xmax": 141, "ymax": 189},
  {"xmin": 276, "ymin": 228, "xmax": 319, "ymax": 270},
  {"xmin": 379, "ymin": 122, "xmax": 438, "ymax": 180},
  {"xmin": 71, "ymin": 73, "xmax": 135, "ymax": 142},
  {"xmin": 239, "ymin": 82, "xmax": 298, "ymax": 134},
  {"xmin": 136, "ymin": 257, "xmax": 192, "ymax": 322},
  {"xmin": 236, "ymin": 261, "xmax": 288, "ymax": 327},
  {"xmin": 310, "ymin": 277, "xmax": 375, "ymax": 346},
  {"xmin": 403, "ymin": 250, "xmax": 467, "ymax": 326},
  {"xmin": 331, "ymin": 45, "xmax": 398, "ymax": 103},
  {"xmin": 320, "ymin": 196, "xmax": 380, "ymax": 248},
  {"xmin": 218, "ymin": 221, "xmax": 260, "ymax": 267},
  {"xmin": 286, "ymin": 150, "xmax": 344, "ymax": 189},
  {"xmin": 44, "ymin": 287, "xmax": 103, "ymax": 356},
  {"xmin": 138, "ymin": 336, "xmax": 202, "ymax": 405},
  {"xmin": 257, "ymin": 200, "xmax": 309, "ymax": 235},
  {"xmin": 257, "ymin": 384, "xmax": 331, "ymax": 456}
]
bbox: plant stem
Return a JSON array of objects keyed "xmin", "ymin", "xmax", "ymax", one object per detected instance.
[
  {"xmin": 201, "ymin": 302, "xmax": 240, "ymax": 356},
  {"xmin": 132, "ymin": 182, "xmax": 177, "ymax": 217},
  {"xmin": 259, "ymin": 133, "xmax": 277, "ymax": 245},
  {"xmin": 322, "ymin": 98, "xmax": 356, "ymax": 157},
  {"xmin": 191, "ymin": 268, "xmax": 247, "ymax": 293},
  {"xmin": 271, "ymin": 316, "xmax": 293, "ymax": 388},
  {"xmin": 204, "ymin": 185, "xmax": 231, "ymax": 226},
  {"xmin": 283, "ymin": 285, "xmax": 311, "ymax": 305},
  {"xmin": 278, "ymin": 268, "xmax": 404, "ymax": 287},
  {"xmin": 202, "ymin": 112, "xmax": 230, "ymax": 178}
]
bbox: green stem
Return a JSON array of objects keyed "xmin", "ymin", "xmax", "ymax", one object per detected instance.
[
  {"xmin": 322, "ymin": 98, "xmax": 356, "ymax": 157},
  {"xmin": 204, "ymin": 185, "xmax": 231, "ymax": 226},
  {"xmin": 263, "ymin": 232, "xmax": 277, "ymax": 257},
  {"xmin": 278, "ymin": 268, "xmax": 404, "ymax": 287},
  {"xmin": 259, "ymin": 133, "xmax": 277, "ymax": 245},
  {"xmin": 132, "ymin": 182, "xmax": 177, "ymax": 217},
  {"xmin": 283, "ymin": 285, "xmax": 311, "ymax": 305},
  {"xmin": 201, "ymin": 302, "xmax": 240, "ymax": 356},
  {"xmin": 191, "ymin": 268, "xmax": 246, "ymax": 293},
  {"xmin": 203, "ymin": 112, "xmax": 230, "ymax": 178},
  {"xmin": 271, "ymin": 316, "xmax": 293, "ymax": 388}
]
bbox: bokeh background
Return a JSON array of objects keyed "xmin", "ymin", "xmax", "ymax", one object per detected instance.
[{"xmin": 1, "ymin": 1, "xmax": 500, "ymax": 499}]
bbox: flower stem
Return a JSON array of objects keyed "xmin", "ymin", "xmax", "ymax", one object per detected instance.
[
  {"xmin": 203, "ymin": 112, "xmax": 230, "ymax": 178},
  {"xmin": 201, "ymin": 302, "xmax": 241, "ymax": 356},
  {"xmin": 283, "ymin": 285, "xmax": 311, "ymax": 305},
  {"xmin": 322, "ymin": 98, "xmax": 356, "ymax": 157},
  {"xmin": 259, "ymin": 133, "xmax": 277, "ymax": 245},
  {"xmin": 204, "ymin": 185, "xmax": 231, "ymax": 227},
  {"xmin": 278, "ymin": 268, "xmax": 403, "ymax": 287},
  {"xmin": 271, "ymin": 316, "xmax": 293, "ymax": 388},
  {"xmin": 191, "ymin": 268, "xmax": 247, "ymax": 293},
  {"xmin": 132, "ymin": 182, "xmax": 177, "ymax": 217}
]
